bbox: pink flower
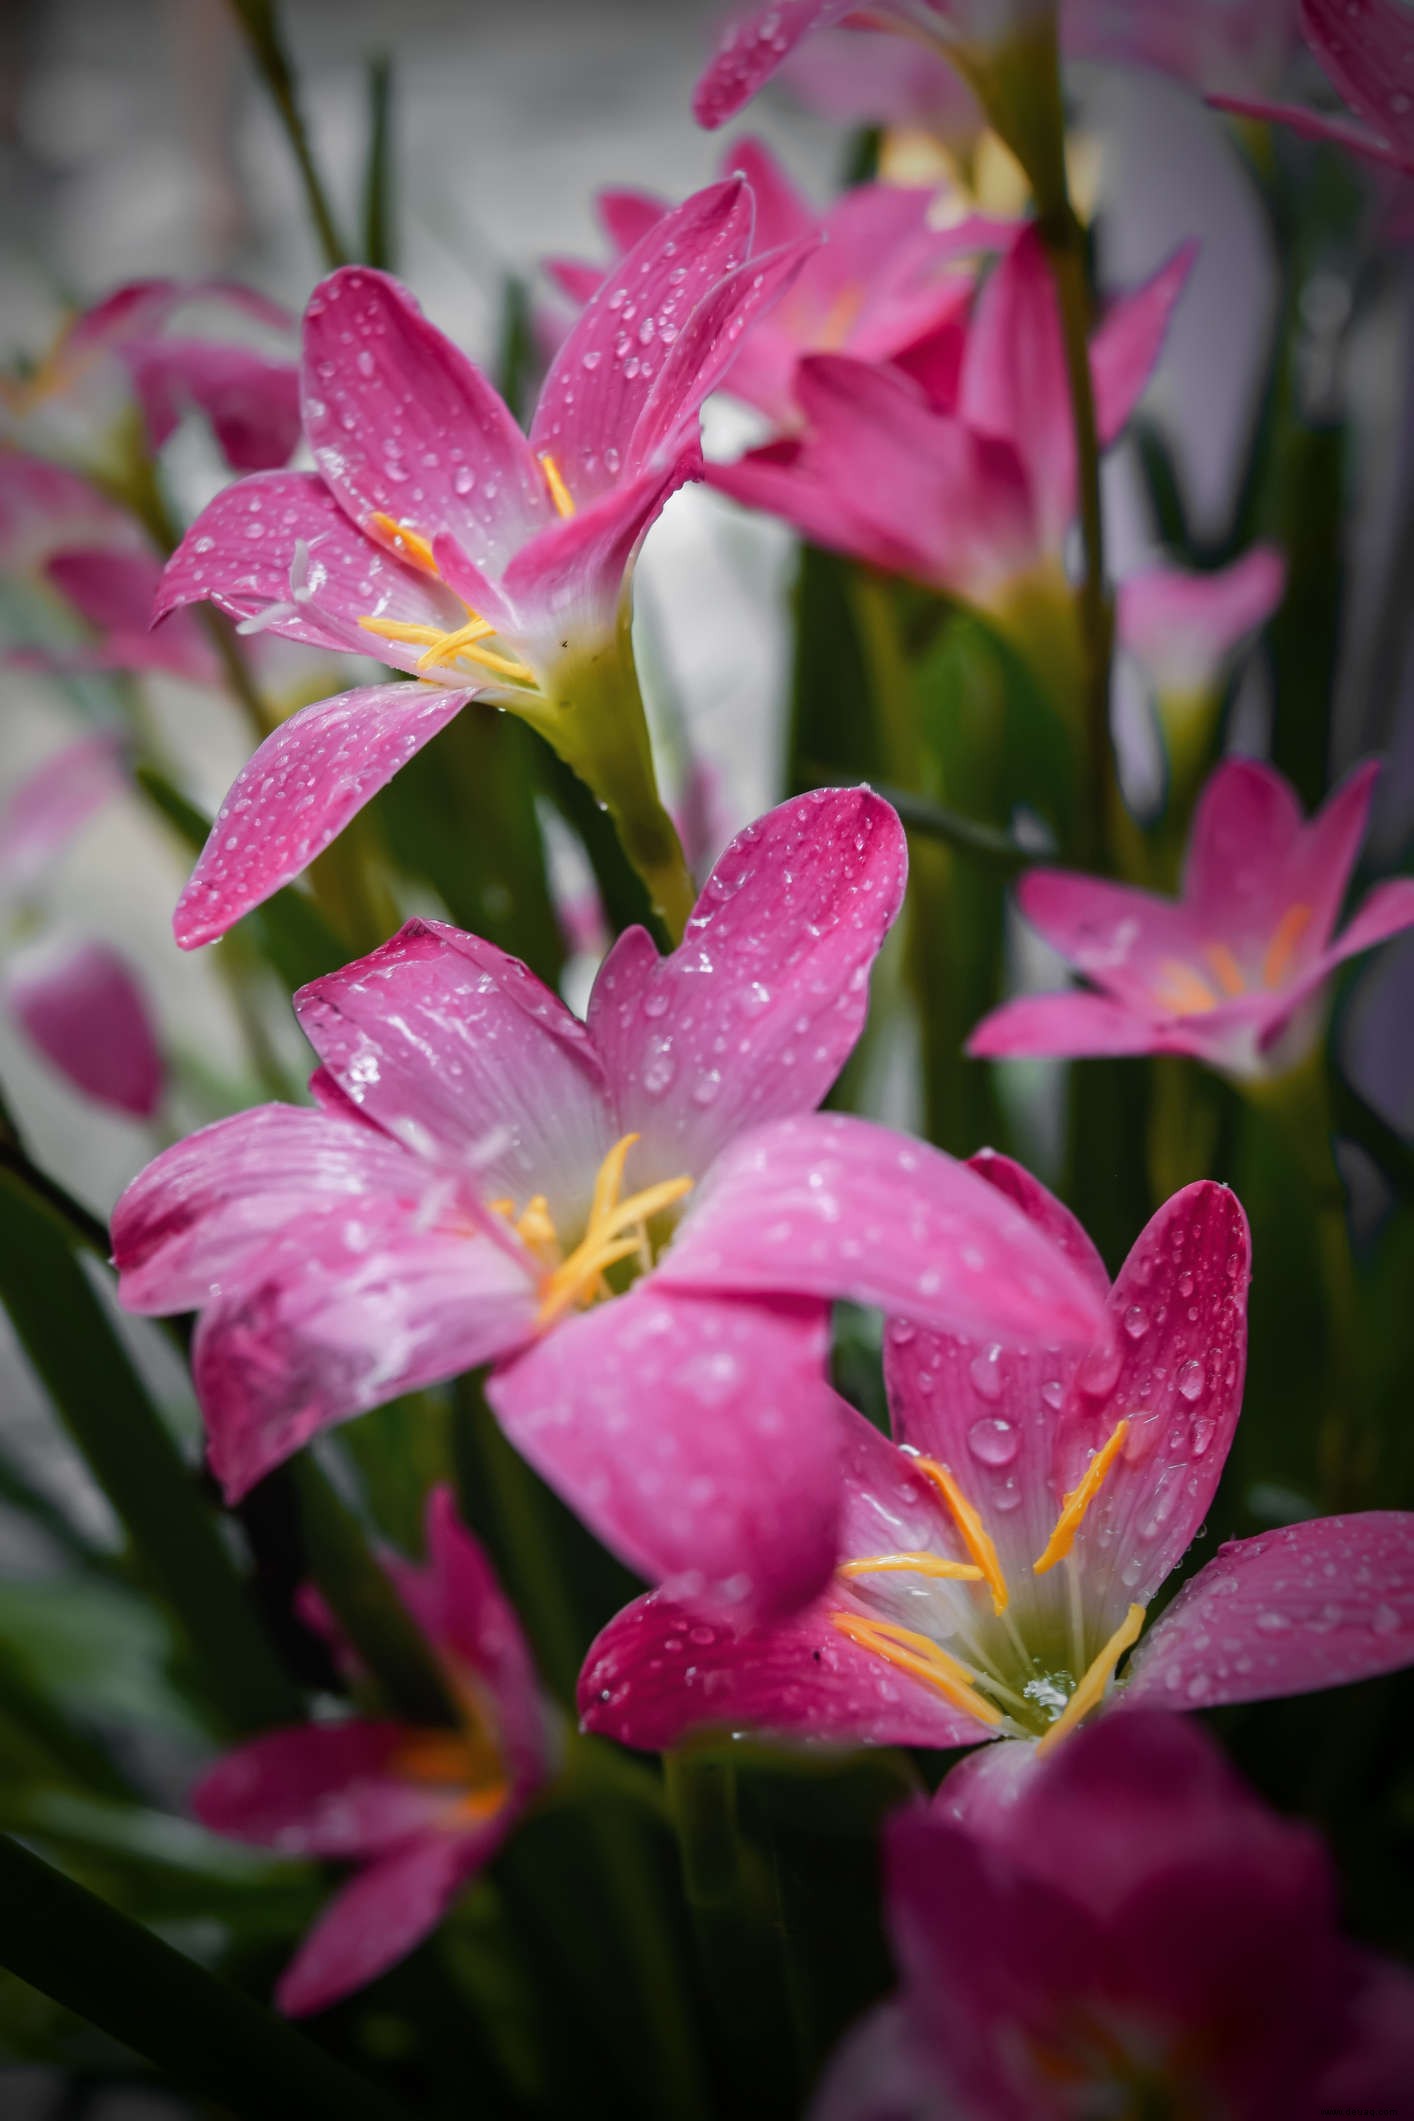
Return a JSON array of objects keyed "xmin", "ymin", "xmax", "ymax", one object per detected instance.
[
  {"xmin": 777, "ymin": 24, "xmax": 983, "ymax": 141},
  {"xmin": 1212, "ymin": 0, "xmax": 1414, "ymax": 177},
  {"xmin": 0, "ymin": 734, "xmax": 164, "ymax": 1119},
  {"xmin": 1067, "ymin": 0, "xmax": 1299, "ymax": 100},
  {"xmin": 549, "ymin": 139, "xmax": 1011, "ymax": 432},
  {"xmin": 969, "ymin": 758, "xmax": 1414, "ymax": 1080},
  {"xmin": 0, "ymin": 279, "xmax": 300, "ymax": 478},
  {"xmin": 813, "ymin": 1712, "xmax": 1414, "ymax": 2121},
  {"xmin": 193, "ymin": 1488, "xmax": 548, "ymax": 2017},
  {"xmin": 155, "ymin": 181, "xmax": 814, "ymax": 948},
  {"xmin": 708, "ymin": 222, "xmax": 1192, "ymax": 621},
  {"xmin": 112, "ymin": 790, "xmax": 1106, "ymax": 1619},
  {"xmin": 1117, "ymin": 547, "xmax": 1286, "ymax": 704},
  {"xmin": 582, "ymin": 1154, "xmax": 1414, "ymax": 1755}
]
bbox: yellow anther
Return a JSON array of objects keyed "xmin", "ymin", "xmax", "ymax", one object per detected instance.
[
  {"xmin": 1033, "ymin": 1603, "xmax": 1145, "ymax": 1757},
  {"xmin": 360, "ymin": 612, "xmax": 537, "ymax": 686},
  {"xmin": 1033, "ymin": 1419, "xmax": 1130, "ymax": 1577},
  {"xmin": 1154, "ymin": 961, "xmax": 1217, "ymax": 1016},
  {"xmin": 1262, "ymin": 902, "xmax": 1311, "ymax": 989},
  {"xmin": 359, "ymin": 616, "xmax": 447, "ymax": 649},
  {"xmin": 536, "ymin": 1134, "xmax": 693, "ymax": 1329},
  {"xmin": 911, "ymin": 1457, "xmax": 1010, "ymax": 1615},
  {"xmin": 1203, "ymin": 942, "xmax": 1247, "ymax": 999},
  {"xmin": 539, "ymin": 451, "xmax": 576, "ymax": 519},
  {"xmin": 830, "ymin": 1613, "xmax": 1004, "ymax": 1728},
  {"xmin": 839, "ymin": 1552, "xmax": 986, "ymax": 1584},
  {"xmin": 367, "ymin": 511, "xmax": 441, "ymax": 577}
]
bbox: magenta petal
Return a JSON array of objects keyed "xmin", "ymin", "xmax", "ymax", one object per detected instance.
[
  {"xmin": 1301, "ymin": 0, "xmax": 1414, "ymax": 162},
  {"xmin": 489, "ymin": 1287, "xmax": 842, "ymax": 1620},
  {"xmin": 1117, "ymin": 546, "xmax": 1286, "ymax": 695},
  {"xmin": 276, "ymin": 1831, "xmax": 494, "ymax": 2017},
  {"xmin": 127, "ymin": 338, "xmax": 302, "ymax": 471},
  {"xmin": 658, "ymin": 1112, "xmax": 1111, "ymax": 1351},
  {"xmin": 963, "ymin": 1151, "xmax": 1111, "ymax": 1299},
  {"xmin": 500, "ymin": 447, "xmax": 700, "ymax": 639},
  {"xmin": 1089, "ymin": 243, "xmax": 1196, "ymax": 449},
  {"xmin": 579, "ymin": 1585, "xmax": 989, "ymax": 1753},
  {"xmin": 587, "ymin": 787, "xmax": 906, "ymax": 1179},
  {"xmin": 420, "ymin": 1489, "xmax": 546, "ymax": 1787},
  {"xmin": 966, "ymin": 990, "xmax": 1184, "ymax": 1060},
  {"xmin": 294, "ymin": 918, "xmax": 612, "ymax": 1204},
  {"xmin": 1208, "ymin": 89, "xmax": 1403, "ymax": 166},
  {"xmin": 172, "ymin": 682, "xmax": 474, "ymax": 949},
  {"xmin": 1181, "ymin": 758, "xmax": 1305, "ymax": 944},
  {"xmin": 717, "ymin": 137, "xmax": 814, "ymax": 252},
  {"xmin": 0, "ymin": 732, "xmax": 127, "ymax": 895},
  {"xmin": 1122, "ymin": 1512, "xmax": 1414, "ymax": 1713},
  {"xmin": 692, "ymin": 1, "xmax": 856, "ymax": 129},
  {"xmin": 0, "ymin": 450, "xmax": 140, "ymax": 567},
  {"xmin": 192, "ymin": 1721, "xmax": 459, "ymax": 1859},
  {"xmin": 301, "ymin": 268, "xmax": 546, "ymax": 562},
  {"xmin": 5, "ymin": 937, "xmax": 163, "ymax": 1118},
  {"xmin": 598, "ymin": 187, "xmax": 672, "ymax": 255},
  {"xmin": 1327, "ymin": 876, "xmax": 1414, "ymax": 964},
  {"xmin": 959, "ymin": 224, "xmax": 1074, "ymax": 550},
  {"xmin": 1289, "ymin": 758, "xmax": 1382, "ymax": 955},
  {"xmin": 1014, "ymin": 867, "xmax": 1205, "ymax": 1011}
]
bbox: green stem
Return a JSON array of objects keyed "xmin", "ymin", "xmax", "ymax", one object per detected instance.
[
  {"xmin": 360, "ymin": 54, "xmax": 395, "ymax": 271},
  {"xmin": 0, "ymin": 1836, "xmax": 401, "ymax": 2121},
  {"xmin": 228, "ymin": 0, "xmax": 349, "ymax": 271}
]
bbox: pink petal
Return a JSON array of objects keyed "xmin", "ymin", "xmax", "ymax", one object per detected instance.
[
  {"xmin": 42, "ymin": 548, "xmax": 219, "ymax": 683},
  {"xmin": 172, "ymin": 680, "xmax": 475, "ymax": 949},
  {"xmin": 579, "ymin": 1581, "xmax": 990, "ymax": 1753},
  {"xmin": 717, "ymin": 136, "xmax": 815, "ymax": 252},
  {"xmin": 1287, "ymin": 758, "xmax": 1381, "ymax": 957},
  {"xmin": 488, "ymin": 1287, "xmax": 843, "ymax": 1620},
  {"xmin": 420, "ymin": 1488, "xmax": 547, "ymax": 1788},
  {"xmin": 1209, "ymin": 89, "xmax": 1405, "ymax": 166},
  {"xmin": 301, "ymin": 268, "xmax": 547, "ymax": 565},
  {"xmin": 1089, "ymin": 243, "xmax": 1196, "ymax": 448},
  {"xmin": 4, "ymin": 936, "xmax": 163, "ymax": 1118},
  {"xmin": 966, "ymin": 990, "xmax": 1190, "ymax": 1059},
  {"xmin": 598, "ymin": 187, "xmax": 672, "ymax": 255},
  {"xmin": 499, "ymin": 446, "xmax": 700, "ymax": 643},
  {"xmin": 127, "ymin": 339, "xmax": 301, "ymax": 471},
  {"xmin": 0, "ymin": 450, "xmax": 139, "ymax": 567},
  {"xmin": 587, "ymin": 786, "xmax": 906, "ymax": 1181},
  {"xmin": 1181, "ymin": 757, "xmax": 1306, "ymax": 948},
  {"xmin": 1013, "ymin": 867, "xmax": 1206, "ymax": 1011},
  {"xmin": 0, "ymin": 731, "xmax": 127, "ymax": 895},
  {"xmin": 809, "ymin": 2003, "xmax": 936, "ymax": 2121},
  {"xmin": 1122, "ymin": 1512, "xmax": 1414, "ymax": 1713},
  {"xmin": 692, "ymin": 1, "xmax": 857, "ymax": 129},
  {"xmin": 1300, "ymin": 0, "xmax": 1414, "ymax": 160},
  {"xmin": 276, "ymin": 1830, "xmax": 497, "ymax": 2016},
  {"xmin": 658, "ymin": 1111, "xmax": 1112, "ymax": 1352},
  {"xmin": 294, "ymin": 917, "xmax": 613, "ymax": 1206},
  {"xmin": 1117, "ymin": 546, "xmax": 1286, "ymax": 696},
  {"xmin": 1058, "ymin": 1182, "xmax": 1250, "ymax": 1625},
  {"xmin": 196, "ymin": 1210, "xmax": 537, "ymax": 1500},
  {"xmin": 1325, "ymin": 875, "xmax": 1414, "ymax": 965},
  {"xmin": 192, "ymin": 1721, "xmax": 462, "ymax": 1859},
  {"xmin": 959, "ymin": 223, "xmax": 1074, "ymax": 552}
]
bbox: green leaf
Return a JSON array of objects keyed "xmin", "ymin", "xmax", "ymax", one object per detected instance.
[
  {"xmin": 0, "ymin": 1578, "xmax": 203, "ymax": 1742},
  {"xmin": 360, "ymin": 53, "xmax": 395, "ymax": 271}
]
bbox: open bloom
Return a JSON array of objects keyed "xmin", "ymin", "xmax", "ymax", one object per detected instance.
[
  {"xmin": 113, "ymin": 789, "xmax": 1106, "ymax": 1619},
  {"xmin": 550, "ymin": 138, "xmax": 1011, "ymax": 433},
  {"xmin": 1213, "ymin": 0, "xmax": 1414, "ymax": 177},
  {"xmin": 1, "ymin": 279, "xmax": 300, "ymax": 480},
  {"xmin": 969, "ymin": 757, "xmax": 1414, "ymax": 1080},
  {"xmin": 583, "ymin": 1154, "xmax": 1414, "ymax": 1754},
  {"xmin": 814, "ymin": 1712, "xmax": 1414, "ymax": 2121},
  {"xmin": 194, "ymin": 1488, "xmax": 548, "ymax": 2017},
  {"xmin": 1117, "ymin": 548, "xmax": 1286, "ymax": 709},
  {"xmin": 156, "ymin": 180, "xmax": 813, "ymax": 947}
]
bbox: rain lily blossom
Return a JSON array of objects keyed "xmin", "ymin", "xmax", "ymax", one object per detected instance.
[
  {"xmin": 582, "ymin": 1154, "xmax": 1414, "ymax": 1756},
  {"xmin": 112, "ymin": 789, "xmax": 1107, "ymax": 1620},
  {"xmin": 155, "ymin": 181, "xmax": 816, "ymax": 946},
  {"xmin": 969, "ymin": 757, "xmax": 1414, "ymax": 1081},
  {"xmin": 813, "ymin": 1712, "xmax": 1414, "ymax": 2121},
  {"xmin": 194, "ymin": 1488, "xmax": 549, "ymax": 2018},
  {"xmin": 1212, "ymin": 0, "xmax": 1414, "ymax": 177}
]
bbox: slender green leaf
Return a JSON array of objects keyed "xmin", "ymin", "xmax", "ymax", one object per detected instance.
[{"xmin": 361, "ymin": 53, "xmax": 395, "ymax": 270}]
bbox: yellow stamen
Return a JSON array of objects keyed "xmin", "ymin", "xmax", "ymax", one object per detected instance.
[
  {"xmin": 815, "ymin": 283, "xmax": 866, "ymax": 350},
  {"xmin": 539, "ymin": 451, "xmax": 576, "ymax": 519},
  {"xmin": 911, "ymin": 1457, "xmax": 1010, "ymax": 1615},
  {"xmin": 358, "ymin": 616, "xmax": 446, "ymax": 649},
  {"xmin": 830, "ymin": 1613, "xmax": 1003, "ymax": 1727},
  {"xmin": 366, "ymin": 511, "xmax": 440, "ymax": 576},
  {"xmin": 536, "ymin": 1134, "xmax": 693, "ymax": 1329},
  {"xmin": 839, "ymin": 1553, "xmax": 986, "ymax": 1584},
  {"xmin": 1032, "ymin": 1420, "xmax": 1130, "ymax": 1577},
  {"xmin": 1154, "ymin": 961, "xmax": 1217, "ymax": 1016},
  {"xmin": 1033, "ymin": 1602, "xmax": 1145, "ymax": 1757},
  {"xmin": 1203, "ymin": 942, "xmax": 1247, "ymax": 999},
  {"xmin": 360, "ymin": 612, "xmax": 536, "ymax": 685},
  {"xmin": 1263, "ymin": 902, "xmax": 1311, "ymax": 989}
]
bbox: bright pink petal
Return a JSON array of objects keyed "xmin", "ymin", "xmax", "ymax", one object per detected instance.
[
  {"xmin": 1209, "ymin": 89, "xmax": 1403, "ymax": 166},
  {"xmin": 499, "ymin": 446, "xmax": 700, "ymax": 643},
  {"xmin": 293, "ymin": 918, "xmax": 613, "ymax": 1206},
  {"xmin": 276, "ymin": 1830, "xmax": 497, "ymax": 2017},
  {"xmin": 0, "ymin": 732, "xmax": 127, "ymax": 895},
  {"xmin": 719, "ymin": 136, "xmax": 815, "ymax": 251},
  {"xmin": 693, "ymin": 1, "xmax": 858, "ymax": 129},
  {"xmin": 193, "ymin": 1721, "xmax": 463, "ymax": 1859},
  {"xmin": 1181, "ymin": 758, "xmax": 1306, "ymax": 947},
  {"xmin": 959, "ymin": 223, "xmax": 1074, "ymax": 550},
  {"xmin": 1122, "ymin": 1512, "xmax": 1414, "ymax": 1713},
  {"xmin": 1117, "ymin": 547, "xmax": 1286, "ymax": 696},
  {"xmin": 488, "ymin": 1288, "xmax": 843, "ymax": 1621},
  {"xmin": 963, "ymin": 1149, "xmax": 1111, "ymax": 1297},
  {"xmin": 658, "ymin": 1112, "xmax": 1112, "ymax": 1352},
  {"xmin": 1013, "ymin": 867, "xmax": 1206, "ymax": 1011},
  {"xmin": 172, "ymin": 680, "xmax": 474, "ymax": 949},
  {"xmin": 4, "ymin": 936, "xmax": 163, "ymax": 1118},
  {"xmin": 196, "ymin": 1209, "xmax": 536, "ymax": 1500},
  {"xmin": 301, "ymin": 268, "xmax": 546, "ymax": 564},
  {"xmin": 127, "ymin": 339, "xmax": 302, "ymax": 471},
  {"xmin": 966, "ymin": 990, "xmax": 1188, "ymax": 1059},
  {"xmin": 1089, "ymin": 243, "xmax": 1196, "ymax": 448},
  {"xmin": 599, "ymin": 187, "xmax": 672, "ymax": 255},
  {"xmin": 587, "ymin": 786, "xmax": 906, "ymax": 1180},
  {"xmin": 1288, "ymin": 758, "xmax": 1381, "ymax": 956},
  {"xmin": 420, "ymin": 1488, "xmax": 547, "ymax": 1788},
  {"xmin": 1326, "ymin": 876, "xmax": 1414, "ymax": 964},
  {"xmin": 579, "ymin": 1582, "xmax": 990, "ymax": 1752},
  {"xmin": 1301, "ymin": 0, "xmax": 1414, "ymax": 161}
]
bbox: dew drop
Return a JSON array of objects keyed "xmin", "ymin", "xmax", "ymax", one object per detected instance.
[
  {"xmin": 1176, "ymin": 1360, "xmax": 1205, "ymax": 1403},
  {"xmin": 967, "ymin": 1416, "xmax": 1017, "ymax": 1468}
]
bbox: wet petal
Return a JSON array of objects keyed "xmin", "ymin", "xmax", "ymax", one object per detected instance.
[
  {"xmin": 500, "ymin": 447, "xmax": 700, "ymax": 646},
  {"xmin": 4, "ymin": 937, "xmax": 162, "ymax": 1118},
  {"xmin": 193, "ymin": 1721, "xmax": 461, "ymax": 1860},
  {"xmin": 966, "ymin": 990, "xmax": 1188, "ymax": 1060},
  {"xmin": 693, "ymin": 1, "xmax": 857, "ymax": 130}
]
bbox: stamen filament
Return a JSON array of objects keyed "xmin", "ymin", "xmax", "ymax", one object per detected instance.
[
  {"xmin": 830, "ymin": 1613, "xmax": 1004, "ymax": 1727},
  {"xmin": 1154, "ymin": 961, "xmax": 1217, "ymax": 1016},
  {"xmin": 359, "ymin": 616, "xmax": 446, "ymax": 648},
  {"xmin": 839, "ymin": 1552, "xmax": 986, "ymax": 1584},
  {"xmin": 911, "ymin": 1457, "xmax": 1010, "ymax": 1614},
  {"xmin": 1033, "ymin": 1602, "xmax": 1145, "ymax": 1757},
  {"xmin": 1033, "ymin": 1419, "xmax": 1130, "ymax": 1575},
  {"xmin": 1262, "ymin": 902, "xmax": 1312, "ymax": 989},
  {"xmin": 1203, "ymin": 942, "xmax": 1247, "ymax": 999},
  {"xmin": 539, "ymin": 451, "xmax": 576, "ymax": 519},
  {"xmin": 534, "ymin": 1134, "xmax": 694, "ymax": 1329}
]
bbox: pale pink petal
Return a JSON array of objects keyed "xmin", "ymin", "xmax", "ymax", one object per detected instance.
[
  {"xmin": 1301, "ymin": 0, "xmax": 1414, "ymax": 162},
  {"xmin": 192, "ymin": 1722, "xmax": 462, "ymax": 1859},
  {"xmin": 966, "ymin": 990, "xmax": 1187, "ymax": 1059},
  {"xmin": 1324, "ymin": 876, "xmax": 1414, "ymax": 965},
  {"xmin": 1013, "ymin": 868, "xmax": 1206, "ymax": 1010},
  {"xmin": 1122, "ymin": 1512, "xmax": 1414, "ymax": 1712},
  {"xmin": 40, "ymin": 547, "xmax": 223, "ymax": 686},
  {"xmin": 4, "ymin": 936, "xmax": 163, "ymax": 1118},
  {"xmin": 276, "ymin": 1830, "xmax": 498, "ymax": 2016},
  {"xmin": 0, "ymin": 450, "xmax": 139, "ymax": 568},
  {"xmin": 658, "ymin": 1112, "xmax": 1112, "ymax": 1352},
  {"xmin": 301, "ymin": 268, "xmax": 547, "ymax": 565},
  {"xmin": 1286, "ymin": 759, "xmax": 1381, "ymax": 956},
  {"xmin": 1089, "ymin": 244, "xmax": 1196, "ymax": 448},
  {"xmin": 489, "ymin": 1288, "xmax": 843, "ymax": 1620},
  {"xmin": 579, "ymin": 1583, "xmax": 991, "ymax": 1753},
  {"xmin": 959, "ymin": 224, "xmax": 1074, "ymax": 550},
  {"xmin": 587, "ymin": 787, "xmax": 906, "ymax": 1181},
  {"xmin": 809, "ymin": 2002, "xmax": 938, "ymax": 2121},
  {"xmin": 421, "ymin": 1488, "xmax": 547, "ymax": 1788},
  {"xmin": 196, "ymin": 1211, "xmax": 536, "ymax": 1500},
  {"xmin": 1181, "ymin": 758, "xmax": 1306, "ymax": 946},
  {"xmin": 172, "ymin": 680, "xmax": 475, "ymax": 949},
  {"xmin": 293, "ymin": 918, "xmax": 613, "ymax": 1207},
  {"xmin": 1208, "ymin": 90, "xmax": 1403, "ymax": 166},
  {"xmin": 707, "ymin": 437, "xmax": 933, "ymax": 583},
  {"xmin": 126, "ymin": 339, "xmax": 301, "ymax": 470},
  {"xmin": 1117, "ymin": 547, "xmax": 1286, "ymax": 696},
  {"xmin": 693, "ymin": 1, "xmax": 858, "ymax": 129},
  {"xmin": 0, "ymin": 732, "xmax": 127, "ymax": 896}
]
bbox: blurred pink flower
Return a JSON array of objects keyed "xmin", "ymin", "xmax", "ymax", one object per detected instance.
[
  {"xmin": 813, "ymin": 1711, "xmax": 1414, "ymax": 2121},
  {"xmin": 194, "ymin": 1488, "xmax": 548, "ymax": 2017},
  {"xmin": 583, "ymin": 1154, "xmax": 1414, "ymax": 1754},
  {"xmin": 156, "ymin": 181, "xmax": 814, "ymax": 949},
  {"xmin": 778, "ymin": 23, "xmax": 983, "ymax": 139},
  {"xmin": 969, "ymin": 758, "xmax": 1414, "ymax": 1079},
  {"xmin": 1117, "ymin": 547, "xmax": 1286, "ymax": 702},
  {"xmin": 1067, "ymin": 0, "xmax": 1298, "ymax": 100},
  {"xmin": 1212, "ymin": 0, "xmax": 1414, "ymax": 176},
  {"xmin": 112, "ymin": 790, "xmax": 1106, "ymax": 1618}
]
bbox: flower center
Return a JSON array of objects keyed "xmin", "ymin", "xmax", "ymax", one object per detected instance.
[
  {"xmin": 1152, "ymin": 902, "xmax": 1312, "ymax": 1017},
  {"xmin": 491, "ymin": 1132, "xmax": 694, "ymax": 1331},
  {"xmin": 392, "ymin": 1677, "xmax": 510, "ymax": 1827}
]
